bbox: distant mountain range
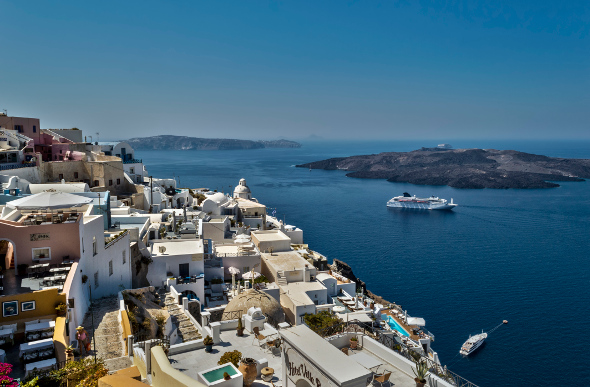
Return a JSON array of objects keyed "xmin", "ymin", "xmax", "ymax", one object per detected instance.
[{"xmin": 127, "ymin": 135, "xmax": 301, "ymax": 150}]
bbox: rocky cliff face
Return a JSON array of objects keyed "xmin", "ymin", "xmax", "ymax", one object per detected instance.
[
  {"xmin": 128, "ymin": 135, "xmax": 301, "ymax": 150},
  {"xmin": 298, "ymin": 148, "xmax": 590, "ymax": 189},
  {"xmin": 329, "ymin": 259, "xmax": 393, "ymax": 305}
]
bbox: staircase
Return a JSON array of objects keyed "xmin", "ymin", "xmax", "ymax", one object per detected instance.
[
  {"xmin": 84, "ymin": 296, "xmax": 131, "ymax": 371},
  {"xmin": 277, "ymin": 271, "xmax": 287, "ymax": 286},
  {"xmin": 164, "ymin": 293, "xmax": 201, "ymax": 342}
]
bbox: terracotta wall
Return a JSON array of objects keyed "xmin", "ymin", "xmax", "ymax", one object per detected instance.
[
  {"xmin": 0, "ymin": 219, "xmax": 81, "ymax": 267},
  {"xmin": 53, "ymin": 316, "xmax": 68, "ymax": 362},
  {"xmin": 121, "ymin": 310, "xmax": 131, "ymax": 352},
  {"xmin": 0, "ymin": 288, "xmax": 65, "ymax": 324}
]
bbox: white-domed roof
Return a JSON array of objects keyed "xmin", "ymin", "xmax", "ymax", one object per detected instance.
[
  {"xmin": 205, "ymin": 192, "xmax": 228, "ymax": 204},
  {"xmin": 234, "ymin": 185, "xmax": 251, "ymax": 193},
  {"xmin": 222, "ymin": 289, "xmax": 285, "ymax": 323}
]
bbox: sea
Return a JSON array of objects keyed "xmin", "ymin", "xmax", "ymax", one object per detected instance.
[{"xmin": 139, "ymin": 139, "xmax": 590, "ymax": 386}]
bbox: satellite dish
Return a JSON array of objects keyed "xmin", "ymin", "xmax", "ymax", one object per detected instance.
[{"xmin": 159, "ymin": 246, "xmax": 167, "ymax": 254}]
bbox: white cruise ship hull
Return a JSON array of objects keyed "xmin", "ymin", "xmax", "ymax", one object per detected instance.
[{"xmin": 387, "ymin": 201, "xmax": 457, "ymax": 210}]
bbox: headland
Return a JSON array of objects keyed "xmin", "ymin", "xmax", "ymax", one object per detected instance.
[{"xmin": 128, "ymin": 135, "xmax": 301, "ymax": 150}]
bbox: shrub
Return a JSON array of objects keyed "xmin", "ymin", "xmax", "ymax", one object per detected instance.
[
  {"xmin": 218, "ymin": 350, "xmax": 242, "ymax": 368},
  {"xmin": 142, "ymin": 318, "xmax": 151, "ymax": 332},
  {"xmin": 203, "ymin": 335, "xmax": 214, "ymax": 345},
  {"xmin": 302, "ymin": 311, "xmax": 342, "ymax": 337}
]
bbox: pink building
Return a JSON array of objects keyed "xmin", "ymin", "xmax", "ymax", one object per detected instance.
[{"xmin": 0, "ymin": 114, "xmax": 41, "ymax": 143}]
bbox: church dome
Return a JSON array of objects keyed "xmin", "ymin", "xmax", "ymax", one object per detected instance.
[
  {"xmin": 222, "ymin": 289, "xmax": 285, "ymax": 323},
  {"xmin": 234, "ymin": 178, "xmax": 251, "ymax": 194}
]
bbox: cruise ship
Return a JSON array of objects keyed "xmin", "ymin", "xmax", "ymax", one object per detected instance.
[
  {"xmin": 387, "ymin": 193, "xmax": 458, "ymax": 210},
  {"xmin": 460, "ymin": 332, "xmax": 487, "ymax": 356}
]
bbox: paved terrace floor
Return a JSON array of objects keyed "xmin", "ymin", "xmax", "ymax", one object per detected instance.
[
  {"xmin": 346, "ymin": 347, "xmax": 416, "ymax": 387},
  {"xmin": 169, "ymin": 329, "xmax": 282, "ymax": 385}
]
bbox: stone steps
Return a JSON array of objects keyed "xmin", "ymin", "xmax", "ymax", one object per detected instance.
[{"xmin": 163, "ymin": 292, "xmax": 201, "ymax": 343}]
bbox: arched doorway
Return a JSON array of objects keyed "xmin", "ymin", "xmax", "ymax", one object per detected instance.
[
  {"xmin": 0, "ymin": 239, "xmax": 17, "ymax": 274},
  {"xmin": 296, "ymin": 379, "xmax": 313, "ymax": 387}
]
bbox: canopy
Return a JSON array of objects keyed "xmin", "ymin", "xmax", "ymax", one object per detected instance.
[
  {"xmin": 242, "ymin": 271, "xmax": 261, "ymax": 280},
  {"xmin": 7, "ymin": 191, "xmax": 93, "ymax": 210},
  {"xmin": 228, "ymin": 267, "xmax": 240, "ymax": 275},
  {"xmin": 407, "ymin": 317, "xmax": 426, "ymax": 326}
]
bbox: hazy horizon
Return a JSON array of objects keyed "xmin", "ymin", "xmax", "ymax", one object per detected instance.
[{"xmin": 2, "ymin": 1, "xmax": 588, "ymax": 141}]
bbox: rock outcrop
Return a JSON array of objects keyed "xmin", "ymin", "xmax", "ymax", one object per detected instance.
[{"xmin": 298, "ymin": 148, "xmax": 590, "ymax": 189}]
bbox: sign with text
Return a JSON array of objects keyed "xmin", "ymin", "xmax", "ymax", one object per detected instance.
[
  {"xmin": 30, "ymin": 233, "xmax": 50, "ymax": 242},
  {"xmin": 284, "ymin": 343, "xmax": 333, "ymax": 387}
]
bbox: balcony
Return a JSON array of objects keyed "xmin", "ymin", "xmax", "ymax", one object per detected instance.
[{"xmin": 122, "ymin": 158, "xmax": 142, "ymax": 164}]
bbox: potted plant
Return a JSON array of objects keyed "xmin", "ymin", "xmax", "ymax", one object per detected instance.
[
  {"xmin": 236, "ymin": 316, "xmax": 244, "ymax": 337},
  {"xmin": 223, "ymin": 372, "xmax": 231, "ymax": 381},
  {"xmin": 66, "ymin": 344, "xmax": 75, "ymax": 358},
  {"xmin": 81, "ymin": 274, "xmax": 88, "ymax": 284},
  {"xmin": 412, "ymin": 360, "xmax": 429, "ymax": 387},
  {"xmin": 238, "ymin": 357, "xmax": 257, "ymax": 387},
  {"xmin": 17, "ymin": 263, "xmax": 28, "ymax": 276},
  {"xmin": 55, "ymin": 302, "xmax": 68, "ymax": 317},
  {"xmin": 350, "ymin": 335, "xmax": 358, "ymax": 349},
  {"xmin": 218, "ymin": 350, "xmax": 242, "ymax": 368},
  {"xmin": 203, "ymin": 335, "xmax": 214, "ymax": 352}
]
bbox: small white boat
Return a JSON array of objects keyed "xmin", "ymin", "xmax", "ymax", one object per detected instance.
[{"xmin": 459, "ymin": 332, "xmax": 487, "ymax": 356}]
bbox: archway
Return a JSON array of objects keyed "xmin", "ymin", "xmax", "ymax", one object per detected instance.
[
  {"xmin": 296, "ymin": 379, "xmax": 313, "ymax": 387},
  {"xmin": 0, "ymin": 239, "xmax": 17, "ymax": 274}
]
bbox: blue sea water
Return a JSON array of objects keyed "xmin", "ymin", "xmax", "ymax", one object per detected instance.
[{"xmin": 139, "ymin": 140, "xmax": 590, "ymax": 386}]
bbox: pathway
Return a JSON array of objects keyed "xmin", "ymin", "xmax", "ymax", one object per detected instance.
[{"xmin": 163, "ymin": 292, "xmax": 201, "ymax": 342}]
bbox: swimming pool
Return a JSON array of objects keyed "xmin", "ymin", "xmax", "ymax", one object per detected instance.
[
  {"xmin": 387, "ymin": 316, "xmax": 410, "ymax": 337},
  {"xmin": 202, "ymin": 364, "xmax": 238, "ymax": 383}
]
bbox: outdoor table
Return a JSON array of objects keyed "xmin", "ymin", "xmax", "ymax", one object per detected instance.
[
  {"xmin": 25, "ymin": 358, "xmax": 57, "ymax": 377},
  {"xmin": 26, "ymin": 321, "xmax": 55, "ymax": 333},
  {"xmin": 350, "ymin": 352, "xmax": 383, "ymax": 371},
  {"xmin": 0, "ymin": 327, "xmax": 14, "ymax": 338},
  {"xmin": 261, "ymin": 367, "xmax": 274, "ymax": 382},
  {"xmin": 19, "ymin": 338, "xmax": 54, "ymax": 358},
  {"xmin": 49, "ymin": 267, "xmax": 69, "ymax": 273},
  {"xmin": 41, "ymin": 285, "xmax": 63, "ymax": 291},
  {"xmin": 260, "ymin": 326, "xmax": 279, "ymax": 339}
]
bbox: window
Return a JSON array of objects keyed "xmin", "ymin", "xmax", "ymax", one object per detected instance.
[
  {"xmin": 116, "ymin": 178, "xmax": 120, "ymax": 185},
  {"xmin": 32, "ymin": 247, "xmax": 50, "ymax": 261},
  {"xmin": 74, "ymin": 172, "xmax": 79, "ymax": 179},
  {"xmin": 109, "ymin": 180, "xmax": 113, "ymax": 186},
  {"xmin": 15, "ymin": 125, "xmax": 23, "ymax": 133},
  {"xmin": 130, "ymin": 167, "xmax": 135, "ymax": 174},
  {"xmin": 109, "ymin": 260, "xmax": 113, "ymax": 276},
  {"xmin": 92, "ymin": 236, "xmax": 97, "ymax": 256},
  {"xmin": 122, "ymin": 250, "xmax": 126, "ymax": 264},
  {"xmin": 243, "ymin": 266, "xmax": 250, "ymax": 273},
  {"xmin": 33, "ymin": 125, "xmax": 36, "ymax": 133},
  {"xmin": 93, "ymin": 180, "xmax": 99, "ymax": 187},
  {"xmin": 60, "ymin": 150, "xmax": 63, "ymax": 154},
  {"xmin": 58, "ymin": 174, "xmax": 64, "ymax": 180},
  {"xmin": 94, "ymin": 272, "xmax": 99, "ymax": 289}
]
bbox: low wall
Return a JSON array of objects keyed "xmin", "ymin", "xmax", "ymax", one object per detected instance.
[
  {"xmin": 151, "ymin": 345, "xmax": 204, "ymax": 387},
  {"xmin": 121, "ymin": 310, "xmax": 131, "ymax": 352},
  {"xmin": 133, "ymin": 347, "xmax": 147, "ymax": 379},
  {"xmin": 168, "ymin": 338, "xmax": 205, "ymax": 356},
  {"xmin": 53, "ymin": 316, "xmax": 68, "ymax": 363}
]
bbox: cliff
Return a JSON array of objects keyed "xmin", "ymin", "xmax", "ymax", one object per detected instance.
[
  {"xmin": 297, "ymin": 148, "xmax": 590, "ymax": 189},
  {"xmin": 127, "ymin": 136, "xmax": 301, "ymax": 150}
]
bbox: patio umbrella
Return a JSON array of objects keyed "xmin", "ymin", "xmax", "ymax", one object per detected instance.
[
  {"xmin": 242, "ymin": 271, "xmax": 261, "ymax": 280},
  {"xmin": 228, "ymin": 267, "xmax": 240, "ymax": 294},
  {"xmin": 7, "ymin": 191, "xmax": 93, "ymax": 210}
]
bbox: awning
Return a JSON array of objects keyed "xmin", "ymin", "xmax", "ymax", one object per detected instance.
[
  {"xmin": 6, "ymin": 191, "xmax": 93, "ymax": 210},
  {"xmin": 407, "ymin": 317, "xmax": 426, "ymax": 326}
]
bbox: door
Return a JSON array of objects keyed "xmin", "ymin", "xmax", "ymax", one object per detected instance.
[{"xmin": 179, "ymin": 263, "xmax": 189, "ymax": 278}]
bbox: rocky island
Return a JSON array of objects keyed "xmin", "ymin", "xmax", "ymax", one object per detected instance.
[
  {"xmin": 128, "ymin": 135, "xmax": 301, "ymax": 150},
  {"xmin": 297, "ymin": 148, "xmax": 590, "ymax": 188}
]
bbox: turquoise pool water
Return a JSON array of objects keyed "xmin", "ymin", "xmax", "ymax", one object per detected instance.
[
  {"xmin": 387, "ymin": 316, "xmax": 410, "ymax": 337},
  {"xmin": 202, "ymin": 364, "xmax": 238, "ymax": 383}
]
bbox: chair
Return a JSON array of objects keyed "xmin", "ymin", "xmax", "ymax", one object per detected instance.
[
  {"xmin": 372, "ymin": 372, "xmax": 391, "ymax": 387},
  {"xmin": 252, "ymin": 327, "xmax": 266, "ymax": 347}
]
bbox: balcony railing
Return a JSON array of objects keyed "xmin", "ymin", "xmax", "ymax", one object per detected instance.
[
  {"xmin": 0, "ymin": 162, "xmax": 36, "ymax": 171},
  {"xmin": 122, "ymin": 158, "xmax": 142, "ymax": 164},
  {"xmin": 105, "ymin": 230, "xmax": 129, "ymax": 249}
]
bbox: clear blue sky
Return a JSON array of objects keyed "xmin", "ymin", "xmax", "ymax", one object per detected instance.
[{"xmin": 1, "ymin": 1, "xmax": 588, "ymax": 140}]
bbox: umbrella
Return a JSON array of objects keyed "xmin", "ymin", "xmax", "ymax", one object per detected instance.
[
  {"xmin": 228, "ymin": 267, "xmax": 240, "ymax": 295},
  {"xmin": 7, "ymin": 191, "xmax": 93, "ymax": 210},
  {"xmin": 242, "ymin": 271, "xmax": 261, "ymax": 280},
  {"xmin": 407, "ymin": 317, "xmax": 426, "ymax": 326}
]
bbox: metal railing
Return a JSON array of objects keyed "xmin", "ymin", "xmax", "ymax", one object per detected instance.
[
  {"xmin": 0, "ymin": 162, "xmax": 36, "ymax": 171},
  {"xmin": 122, "ymin": 158, "xmax": 142, "ymax": 164},
  {"xmin": 105, "ymin": 229, "xmax": 129, "ymax": 249}
]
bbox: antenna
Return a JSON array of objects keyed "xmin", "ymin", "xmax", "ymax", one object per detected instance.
[{"xmin": 96, "ymin": 132, "xmax": 100, "ymax": 142}]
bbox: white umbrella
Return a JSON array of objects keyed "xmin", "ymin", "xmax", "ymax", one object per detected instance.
[
  {"xmin": 407, "ymin": 317, "xmax": 426, "ymax": 326},
  {"xmin": 228, "ymin": 267, "xmax": 240, "ymax": 295},
  {"xmin": 7, "ymin": 191, "xmax": 93, "ymax": 210},
  {"xmin": 242, "ymin": 271, "xmax": 261, "ymax": 280}
]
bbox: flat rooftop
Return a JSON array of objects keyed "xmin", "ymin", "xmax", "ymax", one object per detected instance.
[
  {"xmin": 261, "ymin": 251, "xmax": 309, "ymax": 272},
  {"xmin": 251, "ymin": 230, "xmax": 291, "ymax": 242},
  {"xmin": 279, "ymin": 281, "xmax": 327, "ymax": 306},
  {"xmin": 280, "ymin": 325, "xmax": 371, "ymax": 386},
  {"xmin": 151, "ymin": 239, "xmax": 203, "ymax": 256},
  {"xmin": 236, "ymin": 199, "xmax": 266, "ymax": 209},
  {"xmin": 169, "ymin": 328, "xmax": 282, "ymax": 384}
]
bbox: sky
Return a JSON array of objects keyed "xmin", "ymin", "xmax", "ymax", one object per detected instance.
[{"xmin": 1, "ymin": 1, "xmax": 588, "ymax": 141}]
